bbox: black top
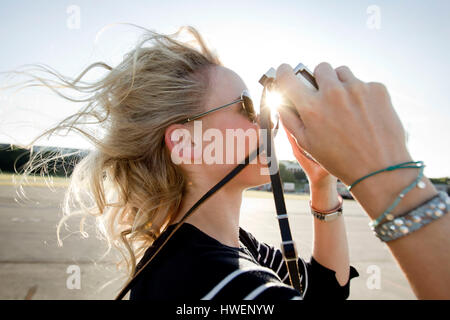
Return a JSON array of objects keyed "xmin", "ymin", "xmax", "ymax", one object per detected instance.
[{"xmin": 130, "ymin": 222, "xmax": 359, "ymax": 300}]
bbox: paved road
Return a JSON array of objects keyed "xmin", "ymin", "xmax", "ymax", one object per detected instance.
[{"xmin": 0, "ymin": 184, "xmax": 415, "ymax": 300}]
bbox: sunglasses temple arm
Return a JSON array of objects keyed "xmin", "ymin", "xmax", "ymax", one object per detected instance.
[{"xmin": 183, "ymin": 98, "xmax": 243, "ymax": 123}]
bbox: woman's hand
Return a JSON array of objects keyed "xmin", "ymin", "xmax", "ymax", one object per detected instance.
[
  {"xmin": 274, "ymin": 62, "xmax": 438, "ymax": 219},
  {"xmin": 275, "ymin": 63, "xmax": 450, "ymax": 300},
  {"xmin": 282, "ymin": 121, "xmax": 337, "ymax": 190},
  {"xmin": 275, "ymin": 62, "xmax": 412, "ymax": 187},
  {"xmin": 282, "ymin": 122, "xmax": 340, "ymax": 212}
]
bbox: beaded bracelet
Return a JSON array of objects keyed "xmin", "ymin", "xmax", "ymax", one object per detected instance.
[
  {"xmin": 369, "ymin": 163, "xmax": 425, "ymax": 228},
  {"xmin": 373, "ymin": 191, "xmax": 449, "ymax": 242}
]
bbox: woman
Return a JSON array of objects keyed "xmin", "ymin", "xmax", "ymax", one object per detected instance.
[
  {"xmin": 129, "ymin": 41, "xmax": 359, "ymax": 300},
  {"xmin": 17, "ymin": 24, "xmax": 449, "ymax": 300},
  {"xmin": 15, "ymin": 25, "xmax": 358, "ymax": 300}
]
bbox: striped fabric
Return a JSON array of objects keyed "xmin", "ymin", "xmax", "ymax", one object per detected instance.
[
  {"xmin": 130, "ymin": 222, "xmax": 358, "ymax": 300},
  {"xmin": 237, "ymin": 227, "xmax": 308, "ymax": 298}
]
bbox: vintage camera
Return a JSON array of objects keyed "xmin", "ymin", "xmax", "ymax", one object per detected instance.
[
  {"xmin": 258, "ymin": 62, "xmax": 318, "ymax": 161},
  {"xmin": 259, "ymin": 62, "xmax": 318, "ymax": 113},
  {"xmin": 259, "ymin": 62, "xmax": 318, "ymax": 90}
]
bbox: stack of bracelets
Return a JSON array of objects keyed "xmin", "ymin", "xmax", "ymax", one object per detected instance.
[{"xmin": 347, "ymin": 161, "xmax": 450, "ymax": 242}]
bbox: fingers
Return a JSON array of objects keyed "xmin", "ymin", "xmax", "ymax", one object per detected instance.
[
  {"xmin": 314, "ymin": 62, "xmax": 341, "ymax": 89},
  {"xmin": 285, "ymin": 129, "xmax": 305, "ymax": 156},
  {"xmin": 314, "ymin": 63, "xmax": 364, "ymax": 92},
  {"xmin": 335, "ymin": 65, "xmax": 357, "ymax": 83},
  {"xmin": 283, "ymin": 121, "xmax": 317, "ymax": 163},
  {"xmin": 277, "ymin": 107, "xmax": 307, "ymax": 149},
  {"xmin": 275, "ymin": 64, "xmax": 314, "ymax": 113},
  {"xmin": 284, "ymin": 128, "xmax": 300, "ymax": 150},
  {"xmin": 285, "ymin": 129, "xmax": 296, "ymax": 145}
]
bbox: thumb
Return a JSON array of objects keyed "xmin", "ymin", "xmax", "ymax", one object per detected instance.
[
  {"xmin": 275, "ymin": 63, "xmax": 314, "ymax": 116},
  {"xmin": 278, "ymin": 106, "xmax": 308, "ymax": 151}
]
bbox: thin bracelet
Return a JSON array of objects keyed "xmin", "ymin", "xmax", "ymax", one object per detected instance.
[
  {"xmin": 370, "ymin": 163, "xmax": 425, "ymax": 228},
  {"xmin": 348, "ymin": 161, "xmax": 424, "ymax": 191},
  {"xmin": 309, "ymin": 195, "xmax": 343, "ymax": 222},
  {"xmin": 309, "ymin": 195, "xmax": 343, "ymax": 214}
]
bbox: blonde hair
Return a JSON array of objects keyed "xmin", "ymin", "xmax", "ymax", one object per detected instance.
[{"xmin": 8, "ymin": 25, "xmax": 222, "ymax": 285}]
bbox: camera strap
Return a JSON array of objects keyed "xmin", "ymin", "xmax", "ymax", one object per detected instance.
[{"xmin": 259, "ymin": 85, "xmax": 303, "ymax": 295}]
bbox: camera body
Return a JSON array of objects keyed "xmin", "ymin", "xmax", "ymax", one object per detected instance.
[
  {"xmin": 259, "ymin": 62, "xmax": 318, "ymax": 90},
  {"xmin": 259, "ymin": 62, "xmax": 318, "ymax": 116},
  {"xmin": 258, "ymin": 63, "xmax": 318, "ymax": 162}
]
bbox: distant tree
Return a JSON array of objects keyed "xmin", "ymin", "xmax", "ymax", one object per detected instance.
[
  {"xmin": 0, "ymin": 144, "xmax": 30, "ymax": 173},
  {"xmin": 279, "ymin": 162, "xmax": 295, "ymax": 183},
  {"xmin": 429, "ymin": 177, "xmax": 450, "ymax": 185},
  {"xmin": 293, "ymin": 169, "xmax": 307, "ymax": 182},
  {"xmin": 0, "ymin": 143, "xmax": 86, "ymax": 176}
]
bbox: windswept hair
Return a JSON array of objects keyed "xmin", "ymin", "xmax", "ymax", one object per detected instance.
[{"xmin": 6, "ymin": 25, "xmax": 222, "ymax": 287}]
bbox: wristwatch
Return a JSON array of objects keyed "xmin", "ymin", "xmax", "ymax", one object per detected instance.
[{"xmin": 310, "ymin": 195, "xmax": 343, "ymax": 222}]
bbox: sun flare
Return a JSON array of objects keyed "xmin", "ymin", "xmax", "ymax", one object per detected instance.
[{"xmin": 265, "ymin": 90, "xmax": 284, "ymax": 110}]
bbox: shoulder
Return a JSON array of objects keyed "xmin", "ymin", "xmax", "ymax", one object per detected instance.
[
  {"xmin": 131, "ymin": 243, "xmax": 301, "ymax": 300},
  {"xmin": 130, "ymin": 224, "xmax": 302, "ymax": 300},
  {"xmin": 196, "ymin": 251, "xmax": 302, "ymax": 300}
]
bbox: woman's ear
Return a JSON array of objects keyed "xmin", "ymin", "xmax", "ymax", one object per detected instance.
[{"xmin": 165, "ymin": 124, "xmax": 197, "ymax": 165}]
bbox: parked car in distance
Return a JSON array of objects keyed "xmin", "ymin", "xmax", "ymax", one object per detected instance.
[{"xmin": 283, "ymin": 182, "xmax": 295, "ymax": 193}]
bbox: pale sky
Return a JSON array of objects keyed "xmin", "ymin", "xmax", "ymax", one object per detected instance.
[{"xmin": 0, "ymin": 0, "xmax": 449, "ymax": 177}]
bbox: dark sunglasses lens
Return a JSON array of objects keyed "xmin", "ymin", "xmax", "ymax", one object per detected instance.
[{"xmin": 242, "ymin": 92, "xmax": 256, "ymax": 123}]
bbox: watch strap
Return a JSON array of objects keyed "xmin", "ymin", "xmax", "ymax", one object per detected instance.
[{"xmin": 310, "ymin": 195, "xmax": 343, "ymax": 222}]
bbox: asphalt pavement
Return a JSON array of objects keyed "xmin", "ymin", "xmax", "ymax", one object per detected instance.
[{"xmin": 0, "ymin": 183, "xmax": 415, "ymax": 300}]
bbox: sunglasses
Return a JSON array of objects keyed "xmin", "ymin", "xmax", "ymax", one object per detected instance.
[{"xmin": 180, "ymin": 89, "xmax": 279, "ymax": 136}]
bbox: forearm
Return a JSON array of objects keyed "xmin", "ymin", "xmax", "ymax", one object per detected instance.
[
  {"xmin": 350, "ymin": 169, "xmax": 450, "ymax": 299},
  {"xmin": 310, "ymin": 181, "xmax": 350, "ymax": 286}
]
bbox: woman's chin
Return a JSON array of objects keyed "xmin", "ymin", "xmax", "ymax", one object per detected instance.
[{"xmin": 238, "ymin": 163, "xmax": 271, "ymax": 188}]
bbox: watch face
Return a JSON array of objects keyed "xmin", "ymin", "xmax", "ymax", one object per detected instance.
[{"xmin": 326, "ymin": 211, "xmax": 343, "ymax": 222}]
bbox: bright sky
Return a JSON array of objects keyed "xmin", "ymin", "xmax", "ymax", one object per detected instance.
[{"xmin": 0, "ymin": 0, "xmax": 449, "ymax": 177}]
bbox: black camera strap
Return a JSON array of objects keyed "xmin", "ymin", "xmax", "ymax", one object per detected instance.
[{"xmin": 259, "ymin": 85, "xmax": 303, "ymax": 295}]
